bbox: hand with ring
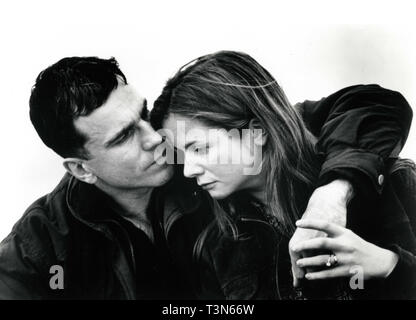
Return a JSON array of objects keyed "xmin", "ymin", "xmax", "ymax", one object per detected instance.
[{"xmin": 291, "ymin": 219, "xmax": 400, "ymax": 281}]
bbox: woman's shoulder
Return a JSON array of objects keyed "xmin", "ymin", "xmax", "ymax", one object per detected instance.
[
  {"xmin": 194, "ymin": 207, "xmax": 281, "ymax": 300},
  {"xmin": 195, "ymin": 199, "xmax": 281, "ymax": 274}
]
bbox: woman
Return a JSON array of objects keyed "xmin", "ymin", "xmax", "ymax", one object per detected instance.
[{"xmin": 151, "ymin": 51, "xmax": 416, "ymax": 299}]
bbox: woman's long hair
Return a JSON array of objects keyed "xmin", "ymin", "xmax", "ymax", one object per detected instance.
[{"xmin": 152, "ymin": 51, "xmax": 320, "ymax": 237}]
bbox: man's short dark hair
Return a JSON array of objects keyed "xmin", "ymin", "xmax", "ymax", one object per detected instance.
[{"xmin": 29, "ymin": 56, "xmax": 127, "ymax": 158}]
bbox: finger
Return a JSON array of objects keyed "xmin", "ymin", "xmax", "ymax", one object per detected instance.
[
  {"xmin": 291, "ymin": 263, "xmax": 305, "ymax": 282},
  {"xmin": 297, "ymin": 255, "xmax": 333, "ymax": 268},
  {"xmin": 292, "ymin": 265, "xmax": 303, "ymax": 288},
  {"xmin": 290, "ymin": 250, "xmax": 305, "ymax": 287},
  {"xmin": 292, "ymin": 237, "xmax": 345, "ymax": 253},
  {"xmin": 296, "ymin": 219, "xmax": 344, "ymax": 237},
  {"xmin": 305, "ymin": 265, "xmax": 352, "ymax": 280}
]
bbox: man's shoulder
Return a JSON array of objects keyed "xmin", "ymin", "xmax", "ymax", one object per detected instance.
[
  {"xmin": 18, "ymin": 173, "xmax": 71, "ymax": 225},
  {"xmin": 3, "ymin": 173, "xmax": 74, "ymax": 257}
]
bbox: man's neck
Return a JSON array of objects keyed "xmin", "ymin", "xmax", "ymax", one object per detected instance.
[{"xmin": 97, "ymin": 183, "xmax": 156, "ymax": 240}]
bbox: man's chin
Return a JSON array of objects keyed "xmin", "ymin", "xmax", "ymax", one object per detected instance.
[{"xmin": 153, "ymin": 164, "xmax": 174, "ymax": 186}]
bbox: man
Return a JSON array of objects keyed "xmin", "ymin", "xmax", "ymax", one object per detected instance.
[
  {"xmin": 0, "ymin": 57, "xmax": 200, "ymax": 299},
  {"xmin": 0, "ymin": 56, "xmax": 412, "ymax": 299}
]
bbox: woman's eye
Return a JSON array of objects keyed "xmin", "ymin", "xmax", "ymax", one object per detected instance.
[{"xmin": 193, "ymin": 145, "xmax": 209, "ymax": 154}]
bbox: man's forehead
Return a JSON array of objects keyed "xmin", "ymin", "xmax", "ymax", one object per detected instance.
[{"xmin": 74, "ymin": 84, "xmax": 144, "ymax": 144}]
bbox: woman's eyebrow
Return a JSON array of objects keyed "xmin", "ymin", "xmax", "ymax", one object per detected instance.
[{"xmin": 184, "ymin": 140, "xmax": 197, "ymax": 150}]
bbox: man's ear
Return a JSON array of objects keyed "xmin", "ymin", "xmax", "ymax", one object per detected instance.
[
  {"xmin": 62, "ymin": 158, "xmax": 97, "ymax": 184},
  {"xmin": 248, "ymin": 119, "xmax": 267, "ymax": 146}
]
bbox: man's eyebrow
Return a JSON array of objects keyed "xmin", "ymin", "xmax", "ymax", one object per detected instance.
[
  {"xmin": 140, "ymin": 98, "xmax": 148, "ymax": 118},
  {"xmin": 104, "ymin": 122, "xmax": 135, "ymax": 148},
  {"xmin": 142, "ymin": 98, "xmax": 147, "ymax": 111}
]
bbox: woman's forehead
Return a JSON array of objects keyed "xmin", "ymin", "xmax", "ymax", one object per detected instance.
[{"xmin": 163, "ymin": 113, "xmax": 232, "ymax": 147}]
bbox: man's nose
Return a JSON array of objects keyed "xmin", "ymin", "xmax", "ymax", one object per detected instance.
[
  {"xmin": 141, "ymin": 121, "xmax": 163, "ymax": 150},
  {"xmin": 183, "ymin": 156, "xmax": 204, "ymax": 178}
]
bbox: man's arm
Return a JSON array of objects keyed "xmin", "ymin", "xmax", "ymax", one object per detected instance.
[
  {"xmin": 297, "ymin": 84, "xmax": 412, "ymax": 195},
  {"xmin": 290, "ymin": 84, "xmax": 413, "ymax": 286}
]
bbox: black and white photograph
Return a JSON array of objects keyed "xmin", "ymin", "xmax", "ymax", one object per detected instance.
[{"xmin": 0, "ymin": 0, "xmax": 415, "ymax": 307}]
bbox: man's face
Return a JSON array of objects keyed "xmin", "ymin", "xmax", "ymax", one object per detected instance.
[{"xmin": 74, "ymin": 82, "xmax": 173, "ymax": 190}]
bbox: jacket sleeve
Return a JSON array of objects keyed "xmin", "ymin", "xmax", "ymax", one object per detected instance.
[
  {"xmin": 0, "ymin": 210, "xmax": 56, "ymax": 300},
  {"xmin": 382, "ymin": 160, "xmax": 416, "ymax": 299},
  {"xmin": 297, "ymin": 84, "xmax": 413, "ymax": 197},
  {"xmin": 383, "ymin": 244, "xmax": 416, "ymax": 299}
]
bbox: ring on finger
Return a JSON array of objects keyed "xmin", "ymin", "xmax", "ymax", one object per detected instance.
[{"xmin": 326, "ymin": 253, "xmax": 338, "ymax": 268}]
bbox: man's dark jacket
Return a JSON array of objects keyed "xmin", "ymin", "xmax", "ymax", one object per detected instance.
[{"xmin": 0, "ymin": 84, "xmax": 412, "ymax": 299}]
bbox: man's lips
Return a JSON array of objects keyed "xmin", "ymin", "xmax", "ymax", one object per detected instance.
[{"xmin": 148, "ymin": 157, "xmax": 166, "ymax": 169}]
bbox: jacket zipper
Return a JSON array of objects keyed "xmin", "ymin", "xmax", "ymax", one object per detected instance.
[{"xmin": 100, "ymin": 219, "xmax": 137, "ymax": 300}]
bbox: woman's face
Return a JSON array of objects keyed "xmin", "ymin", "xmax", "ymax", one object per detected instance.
[{"xmin": 163, "ymin": 113, "xmax": 265, "ymax": 199}]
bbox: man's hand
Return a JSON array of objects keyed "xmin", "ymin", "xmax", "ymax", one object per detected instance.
[
  {"xmin": 289, "ymin": 179, "xmax": 354, "ymax": 287},
  {"xmin": 293, "ymin": 219, "xmax": 400, "ymax": 281}
]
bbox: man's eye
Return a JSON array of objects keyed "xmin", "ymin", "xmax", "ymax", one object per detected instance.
[{"xmin": 115, "ymin": 130, "xmax": 134, "ymax": 145}]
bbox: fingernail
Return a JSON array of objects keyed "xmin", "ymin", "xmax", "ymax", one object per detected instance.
[
  {"xmin": 297, "ymin": 261, "xmax": 303, "ymax": 267},
  {"xmin": 305, "ymin": 274, "xmax": 311, "ymax": 279}
]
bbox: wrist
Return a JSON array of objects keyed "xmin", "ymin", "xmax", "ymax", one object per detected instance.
[{"xmin": 325, "ymin": 179, "xmax": 354, "ymax": 204}]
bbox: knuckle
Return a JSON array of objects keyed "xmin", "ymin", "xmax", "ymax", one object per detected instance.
[
  {"xmin": 343, "ymin": 255, "xmax": 353, "ymax": 264},
  {"xmin": 322, "ymin": 221, "xmax": 330, "ymax": 230},
  {"xmin": 345, "ymin": 245, "xmax": 355, "ymax": 253},
  {"xmin": 319, "ymin": 238, "xmax": 328, "ymax": 247},
  {"xmin": 345, "ymin": 228, "xmax": 353, "ymax": 236}
]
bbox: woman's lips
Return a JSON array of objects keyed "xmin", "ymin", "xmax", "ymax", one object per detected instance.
[{"xmin": 199, "ymin": 181, "xmax": 216, "ymax": 190}]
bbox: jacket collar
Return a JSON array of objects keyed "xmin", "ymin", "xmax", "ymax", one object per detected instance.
[
  {"xmin": 65, "ymin": 175, "xmax": 124, "ymax": 237},
  {"xmin": 64, "ymin": 171, "xmax": 203, "ymax": 238},
  {"xmin": 159, "ymin": 173, "xmax": 204, "ymax": 237}
]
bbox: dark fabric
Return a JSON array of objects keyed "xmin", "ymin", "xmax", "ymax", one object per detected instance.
[
  {"xmin": 349, "ymin": 159, "xmax": 416, "ymax": 299},
  {"xmin": 0, "ymin": 174, "xmax": 133, "ymax": 299},
  {"xmin": 177, "ymin": 161, "xmax": 416, "ymax": 300},
  {"xmin": 112, "ymin": 188, "xmax": 192, "ymax": 299},
  {"xmin": 297, "ymin": 84, "xmax": 413, "ymax": 198},
  {"xmin": 0, "ymin": 173, "xmax": 199, "ymax": 299}
]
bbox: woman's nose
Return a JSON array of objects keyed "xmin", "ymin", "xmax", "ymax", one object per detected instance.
[{"xmin": 183, "ymin": 156, "xmax": 204, "ymax": 178}]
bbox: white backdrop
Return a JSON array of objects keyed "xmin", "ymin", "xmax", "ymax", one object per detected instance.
[{"xmin": 1, "ymin": 0, "xmax": 415, "ymax": 239}]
